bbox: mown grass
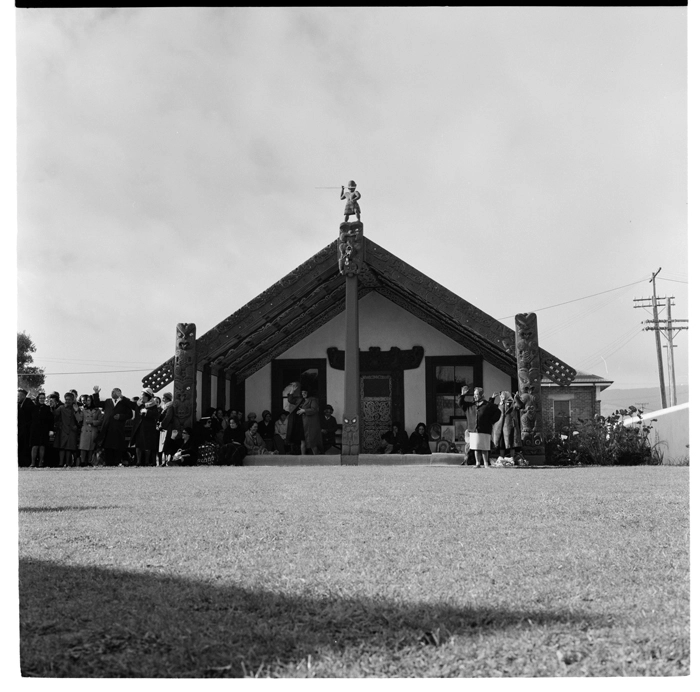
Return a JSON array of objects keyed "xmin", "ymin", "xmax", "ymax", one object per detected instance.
[{"xmin": 18, "ymin": 466, "xmax": 689, "ymax": 677}]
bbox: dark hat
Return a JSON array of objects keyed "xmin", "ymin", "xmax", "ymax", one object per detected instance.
[
  {"xmin": 18, "ymin": 388, "xmax": 28, "ymax": 394},
  {"xmin": 324, "ymin": 405, "xmax": 334, "ymax": 413}
]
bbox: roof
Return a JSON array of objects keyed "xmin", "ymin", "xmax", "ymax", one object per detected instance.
[
  {"xmin": 542, "ymin": 369, "xmax": 613, "ymax": 390},
  {"xmin": 143, "ymin": 235, "xmax": 577, "ymax": 391}
]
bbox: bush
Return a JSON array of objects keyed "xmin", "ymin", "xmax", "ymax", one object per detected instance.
[{"xmin": 544, "ymin": 407, "xmax": 662, "ymax": 466}]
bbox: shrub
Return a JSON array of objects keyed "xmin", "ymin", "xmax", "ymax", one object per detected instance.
[{"xmin": 543, "ymin": 407, "xmax": 662, "ymax": 466}]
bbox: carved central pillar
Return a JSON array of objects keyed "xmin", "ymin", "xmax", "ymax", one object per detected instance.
[
  {"xmin": 339, "ymin": 222, "xmax": 364, "ymax": 464},
  {"xmin": 515, "ymin": 313, "xmax": 545, "ymax": 464},
  {"xmin": 173, "ymin": 323, "xmax": 197, "ymax": 431}
]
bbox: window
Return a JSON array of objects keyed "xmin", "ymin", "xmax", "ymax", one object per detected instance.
[
  {"xmin": 553, "ymin": 400, "xmax": 571, "ymax": 432},
  {"xmin": 425, "ymin": 356, "xmax": 483, "ymax": 425}
]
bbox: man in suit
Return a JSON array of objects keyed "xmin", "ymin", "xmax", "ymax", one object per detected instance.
[
  {"xmin": 92, "ymin": 386, "xmax": 134, "ymax": 466},
  {"xmin": 17, "ymin": 388, "xmax": 34, "ymax": 467}
]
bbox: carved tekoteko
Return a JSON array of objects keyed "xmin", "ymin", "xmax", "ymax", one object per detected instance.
[
  {"xmin": 173, "ymin": 323, "xmax": 197, "ymax": 431},
  {"xmin": 338, "ymin": 222, "xmax": 364, "ymax": 276},
  {"xmin": 515, "ymin": 313, "xmax": 545, "ymax": 460}
]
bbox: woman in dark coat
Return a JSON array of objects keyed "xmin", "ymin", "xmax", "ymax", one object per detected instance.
[
  {"xmin": 29, "ymin": 392, "xmax": 54, "ymax": 467},
  {"xmin": 492, "ymin": 391, "xmax": 522, "ymax": 463},
  {"xmin": 380, "ymin": 422, "xmax": 410, "ymax": 454},
  {"xmin": 284, "ymin": 381, "xmax": 305, "ymax": 454},
  {"xmin": 409, "ymin": 422, "xmax": 431, "ymax": 455},
  {"xmin": 172, "ymin": 427, "xmax": 198, "ymax": 466},
  {"xmin": 130, "ymin": 388, "xmax": 160, "ymax": 465},
  {"xmin": 219, "ymin": 416, "xmax": 247, "ymax": 466},
  {"xmin": 297, "ymin": 390, "xmax": 323, "ymax": 455},
  {"xmin": 157, "ymin": 392, "xmax": 178, "ymax": 466}
]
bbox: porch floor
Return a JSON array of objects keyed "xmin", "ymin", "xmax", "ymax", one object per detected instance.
[{"xmin": 243, "ymin": 453, "xmax": 466, "ymax": 467}]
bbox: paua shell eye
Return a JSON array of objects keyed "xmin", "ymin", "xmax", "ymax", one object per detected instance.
[
  {"xmin": 352, "ymin": 418, "xmax": 357, "ymax": 423},
  {"xmin": 344, "ymin": 418, "xmax": 349, "ymax": 423}
]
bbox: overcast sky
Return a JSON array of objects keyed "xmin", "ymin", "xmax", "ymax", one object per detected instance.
[{"xmin": 15, "ymin": 7, "xmax": 688, "ymax": 400}]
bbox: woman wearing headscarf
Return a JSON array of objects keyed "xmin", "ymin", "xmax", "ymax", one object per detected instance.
[
  {"xmin": 29, "ymin": 392, "xmax": 54, "ymax": 467},
  {"xmin": 53, "ymin": 392, "xmax": 81, "ymax": 467},
  {"xmin": 409, "ymin": 422, "xmax": 431, "ymax": 455},
  {"xmin": 459, "ymin": 386, "xmax": 501, "ymax": 468},
  {"xmin": 130, "ymin": 388, "xmax": 160, "ymax": 466},
  {"xmin": 76, "ymin": 394, "xmax": 104, "ymax": 466}
]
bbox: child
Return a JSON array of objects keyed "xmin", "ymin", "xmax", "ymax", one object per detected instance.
[{"xmin": 341, "ymin": 180, "xmax": 361, "ymax": 222}]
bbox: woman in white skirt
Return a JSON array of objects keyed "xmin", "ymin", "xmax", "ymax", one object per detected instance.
[{"xmin": 458, "ymin": 385, "xmax": 502, "ymax": 467}]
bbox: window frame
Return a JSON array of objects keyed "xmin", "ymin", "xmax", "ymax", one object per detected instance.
[{"xmin": 424, "ymin": 355, "xmax": 483, "ymax": 427}]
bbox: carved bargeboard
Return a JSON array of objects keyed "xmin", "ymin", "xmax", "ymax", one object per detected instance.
[
  {"xmin": 515, "ymin": 313, "xmax": 544, "ymax": 459},
  {"xmin": 173, "ymin": 323, "xmax": 197, "ymax": 431}
]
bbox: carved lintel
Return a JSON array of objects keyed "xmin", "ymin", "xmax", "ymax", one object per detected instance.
[
  {"xmin": 327, "ymin": 346, "xmax": 424, "ymax": 371},
  {"xmin": 338, "ymin": 222, "xmax": 364, "ymax": 276}
]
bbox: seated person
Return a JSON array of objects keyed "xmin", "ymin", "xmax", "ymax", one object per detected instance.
[
  {"xmin": 219, "ymin": 416, "xmax": 246, "ymax": 466},
  {"xmin": 409, "ymin": 422, "xmax": 431, "ymax": 454},
  {"xmin": 379, "ymin": 422, "xmax": 410, "ymax": 454},
  {"xmin": 171, "ymin": 427, "xmax": 198, "ymax": 466},
  {"xmin": 245, "ymin": 412, "xmax": 258, "ymax": 430},
  {"xmin": 245, "ymin": 422, "xmax": 277, "ymax": 455},
  {"xmin": 273, "ymin": 411, "xmax": 289, "ymax": 454},
  {"xmin": 320, "ymin": 405, "xmax": 339, "ymax": 451},
  {"xmin": 257, "ymin": 410, "xmax": 276, "ymax": 451}
]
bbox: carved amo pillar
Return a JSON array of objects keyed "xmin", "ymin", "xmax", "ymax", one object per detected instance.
[
  {"xmin": 173, "ymin": 323, "xmax": 197, "ymax": 431},
  {"xmin": 339, "ymin": 221, "xmax": 364, "ymax": 465},
  {"xmin": 515, "ymin": 313, "xmax": 545, "ymax": 465}
]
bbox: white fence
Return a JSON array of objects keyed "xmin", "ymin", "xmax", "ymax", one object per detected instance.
[{"xmin": 622, "ymin": 403, "xmax": 689, "ymax": 465}]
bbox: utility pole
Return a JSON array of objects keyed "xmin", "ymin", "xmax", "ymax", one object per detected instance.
[
  {"xmin": 634, "ymin": 269, "xmax": 688, "ymax": 410},
  {"xmin": 666, "ymin": 298, "xmax": 677, "ymax": 406}
]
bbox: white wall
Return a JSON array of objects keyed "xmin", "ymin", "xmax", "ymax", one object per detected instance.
[{"xmin": 241, "ymin": 291, "xmax": 514, "ymax": 430}]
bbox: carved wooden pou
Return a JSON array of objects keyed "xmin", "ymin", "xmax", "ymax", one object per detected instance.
[
  {"xmin": 515, "ymin": 313, "xmax": 545, "ymax": 463},
  {"xmin": 339, "ymin": 222, "xmax": 363, "ymax": 464},
  {"xmin": 173, "ymin": 323, "xmax": 197, "ymax": 431}
]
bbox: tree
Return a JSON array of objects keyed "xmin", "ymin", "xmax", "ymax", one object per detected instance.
[{"xmin": 18, "ymin": 331, "xmax": 45, "ymax": 394}]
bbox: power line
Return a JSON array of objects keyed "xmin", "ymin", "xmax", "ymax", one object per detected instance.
[
  {"xmin": 498, "ymin": 278, "xmax": 647, "ymax": 320},
  {"xmin": 19, "ymin": 368, "xmax": 153, "ymax": 376}
]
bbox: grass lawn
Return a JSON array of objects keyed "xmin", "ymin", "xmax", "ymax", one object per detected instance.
[{"xmin": 18, "ymin": 466, "xmax": 689, "ymax": 678}]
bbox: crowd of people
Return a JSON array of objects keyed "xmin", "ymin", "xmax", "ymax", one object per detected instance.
[
  {"xmin": 16, "ymin": 382, "xmax": 343, "ymax": 468},
  {"xmin": 17, "ymin": 382, "xmax": 526, "ymax": 467}
]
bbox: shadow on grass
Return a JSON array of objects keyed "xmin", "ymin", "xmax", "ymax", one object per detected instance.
[
  {"xmin": 19, "ymin": 557, "xmax": 606, "ymax": 678},
  {"xmin": 19, "ymin": 506, "xmax": 122, "ymax": 513}
]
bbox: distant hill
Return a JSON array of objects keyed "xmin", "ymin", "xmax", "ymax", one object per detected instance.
[{"xmin": 599, "ymin": 384, "xmax": 689, "ymax": 416}]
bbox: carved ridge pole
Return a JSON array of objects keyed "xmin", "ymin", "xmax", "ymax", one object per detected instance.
[
  {"xmin": 173, "ymin": 323, "xmax": 197, "ymax": 432},
  {"xmin": 515, "ymin": 313, "xmax": 545, "ymax": 465},
  {"xmin": 339, "ymin": 222, "xmax": 364, "ymax": 464}
]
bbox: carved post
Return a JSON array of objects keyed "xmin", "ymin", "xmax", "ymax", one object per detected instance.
[
  {"xmin": 515, "ymin": 313, "xmax": 545, "ymax": 465},
  {"xmin": 173, "ymin": 323, "xmax": 197, "ymax": 431},
  {"xmin": 339, "ymin": 222, "xmax": 364, "ymax": 464}
]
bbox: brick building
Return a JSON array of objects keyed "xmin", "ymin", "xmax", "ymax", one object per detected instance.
[{"xmin": 541, "ymin": 370, "xmax": 613, "ymax": 433}]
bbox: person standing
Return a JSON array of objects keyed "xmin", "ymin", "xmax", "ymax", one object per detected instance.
[
  {"xmin": 29, "ymin": 392, "xmax": 53, "ymax": 468},
  {"xmin": 492, "ymin": 391, "xmax": 520, "ymax": 465},
  {"xmin": 76, "ymin": 394, "xmax": 104, "ymax": 466},
  {"xmin": 157, "ymin": 392, "xmax": 178, "ymax": 466},
  {"xmin": 53, "ymin": 392, "xmax": 80, "ymax": 467},
  {"xmin": 284, "ymin": 382, "xmax": 305, "ymax": 454},
  {"xmin": 459, "ymin": 386, "xmax": 501, "ymax": 468},
  {"xmin": 17, "ymin": 388, "xmax": 35, "ymax": 467},
  {"xmin": 92, "ymin": 386, "xmax": 134, "ymax": 466},
  {"xmin": 130, "ymin": 388, "xmax": 160, "ymax": 466},
  {"xmin": 296, "ymin": 389, "xmax": 323, "ymax": 455}
]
